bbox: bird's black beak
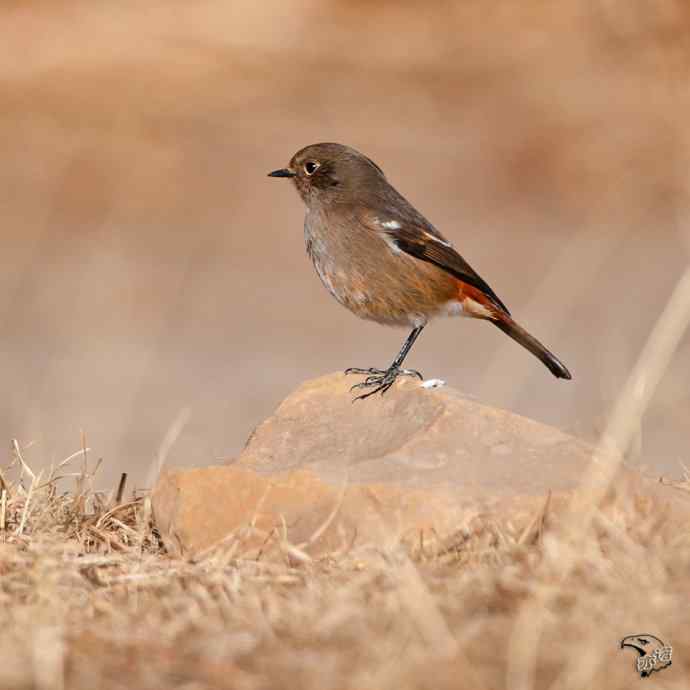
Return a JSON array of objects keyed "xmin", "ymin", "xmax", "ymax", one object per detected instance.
[{"xmin": 268, "ymin": 168, "xmax": 296, "ymax": 178}]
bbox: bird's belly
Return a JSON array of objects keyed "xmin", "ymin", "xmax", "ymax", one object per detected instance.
[{"xmin": 309, "ymin": 250, "xmax": 458, "ymax": 328}]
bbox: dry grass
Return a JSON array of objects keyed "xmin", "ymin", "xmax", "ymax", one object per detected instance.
[{"xmin": 0, "ymin": 445, "xmax": 688, "ymax": 690}]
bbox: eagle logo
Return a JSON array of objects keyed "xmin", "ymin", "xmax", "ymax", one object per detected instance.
[{"xmin": 620, "ymin": 634, "xmax": 672, "ymax": 678}]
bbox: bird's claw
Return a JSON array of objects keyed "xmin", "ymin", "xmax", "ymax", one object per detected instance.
[
  {"xmin": 345, "ymin": 365, "xmax": 423, "ymax": 401},
  {"xmin": 344, "ymin": 367, "xmax": 386, "ymax": 376}
]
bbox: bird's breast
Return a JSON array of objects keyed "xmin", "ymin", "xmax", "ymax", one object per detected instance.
[{"xmin": 303, "ymin": 209, "xmax": 458, "ymax": 326}]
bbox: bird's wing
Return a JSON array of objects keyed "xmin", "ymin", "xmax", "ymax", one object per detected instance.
[{"xmin": 360, "ymin": 208, "xmax": 510, "ymax": 315}]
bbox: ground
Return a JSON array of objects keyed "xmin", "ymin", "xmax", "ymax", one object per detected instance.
[{"xmin": 1, "ymin": 450, "xmax": 688, "ymax": 690}]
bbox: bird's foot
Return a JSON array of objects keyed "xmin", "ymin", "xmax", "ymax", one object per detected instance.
[{"xmin": 345, "ymin": 365, "xmax": 423, "ymax": 401}]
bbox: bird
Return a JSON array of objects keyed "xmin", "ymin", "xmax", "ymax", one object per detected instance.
[{"xmin": 268, "ymin": 142, "xmax": 571, "ymax": 400}]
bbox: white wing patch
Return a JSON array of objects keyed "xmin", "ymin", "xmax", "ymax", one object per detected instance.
[
  {"xmin": 377, "ymin": 218, "xmax": 453, "ymax": 255},
  {"xmin": 380, "ymin": 219, "xmax": 402, "ymax": 230}
]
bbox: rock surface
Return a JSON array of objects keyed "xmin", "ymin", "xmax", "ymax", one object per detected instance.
[
  {"xmin": 152, "ymin": 373, "xmax": 690, "ymax": 557},
  {"xmin": 236, "ymin": 373, "xmax": 595, "ymax": 493}
]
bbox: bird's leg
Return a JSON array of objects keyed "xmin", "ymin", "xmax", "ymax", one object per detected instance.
[{"xmin": 346, "ymin": 325, "xmax": 425, "ymax": 400}]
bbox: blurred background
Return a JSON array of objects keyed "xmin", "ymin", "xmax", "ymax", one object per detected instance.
[{"xmin": 1, "ymin": 0, "xmax": 689, "ymax": 488}]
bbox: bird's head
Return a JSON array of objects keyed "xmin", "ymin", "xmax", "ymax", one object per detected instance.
[{"xmin": 268, "ymin": 142, "xmax": 386, "ymax": 207}]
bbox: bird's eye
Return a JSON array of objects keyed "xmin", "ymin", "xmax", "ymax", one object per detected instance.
[{"xmin": 304, "ymin": 161, "xmax": 320, "ymax": 176}]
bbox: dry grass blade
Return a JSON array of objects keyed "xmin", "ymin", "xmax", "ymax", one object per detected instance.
[
  {"xmin": 12, "ymin": 438, "xmax": 36, "ymax": 484},
  {"xmin": 15, "ymin": 471, "xmax": 40, "ymax": 536},
  {"xmin": 0, "ymin": 488, "xmax": 6, "ymax": 532},
  {"xmin": 115, "ymin": 472, "xmax": 128, "ymax": 505},
  {"xmin": 296, "ymin": 473, "xmax": 349, "ymax": 552},
  {"xmin": 145, "ymin": 407, "xmax": 192, "ymax": 488}
]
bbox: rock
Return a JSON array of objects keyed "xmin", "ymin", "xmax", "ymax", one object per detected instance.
[
  {"xmin": 152, "ymin": 373, "xmax": 690, "ymax": 558},
  {"xmin": 236, "ymin": 373, "xmax": 595, "ymax": 493}
]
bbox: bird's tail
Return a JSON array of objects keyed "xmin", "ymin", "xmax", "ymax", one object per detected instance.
[{"xmin": 492, "ymin": 313, "xmax": 571, "ymax": 380}]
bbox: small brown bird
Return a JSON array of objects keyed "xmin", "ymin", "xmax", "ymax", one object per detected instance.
[{"xmin": 269, "ymin": 143, "xmax": 571, "ymax": 400}]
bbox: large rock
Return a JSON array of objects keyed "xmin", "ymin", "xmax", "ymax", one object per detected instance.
[
  {"xmin": 152, "ymin": 373, "xmax": 690, "ymax": 557},
  {"xmin": 236, "ymin": 373, "xmax": 594, "ymax": 493}
]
